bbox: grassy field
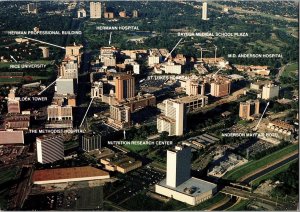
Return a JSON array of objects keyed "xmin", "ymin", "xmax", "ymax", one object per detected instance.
[
  {"xmin": 223, "ymin": 144, "xmax": 298, "ymax": 181},
  {"xmin": 123, "ymin": 144, "xmax": 149, "ymax": 153},
  {"xmin": 251, "ymin": 159, "xmax": 298, "ymax": 187},
  {"xmin": 283, "ymin": 63, "xmax": 298, "ymax": 77}
]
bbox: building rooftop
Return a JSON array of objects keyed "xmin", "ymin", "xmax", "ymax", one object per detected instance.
[
  {"xmin": 158, "ymin": 177, "xmax": 217, "ymax": 197},
  {"xmin": 33, "ymin": 166, "xmax": 109, "ymax": 182}
]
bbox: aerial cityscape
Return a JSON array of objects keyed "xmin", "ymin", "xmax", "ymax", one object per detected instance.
[{"xmin": 0, "ymin": 0, "xmax": 298, "ymax": 211}]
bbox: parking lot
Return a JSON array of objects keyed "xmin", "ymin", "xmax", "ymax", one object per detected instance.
[{"xmin": 105, "ymin": 166, "xmax": 165, "ymax": 205}]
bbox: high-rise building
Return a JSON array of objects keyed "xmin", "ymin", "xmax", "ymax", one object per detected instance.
[
  {"xmin": 262, "ymin": 83, "xmax": 280, "ymax": 100},
  {"xmin": 27, "ymin": 3, "xmax": 37, "ymax": 14},
  {"xmin": 155, "ymin": 144, "xmax": 217, "ymax": 205},
  {"xmin": 239, "ymin": 99, "xmax": 260, "ymax": 120},
  {"xmin": 157, "ymin": 99, "xmax": 186, "ymax": 136},
  {"xmin": 210, "ymin": 77, "xmax": 231, "ymax": 97},
  {"xmin": 166, "ymin": 145, "xmax": 191, "ymax": 188},
  {"xmin": 115, "ymin": 74, "xmax": 135, "ymax": 101},
  {"xmin": 47, "ymin": 105, "xmax": 73, "ymax": 121},
  {"xmin": 7, "ymin": 88, "xmax": 21, "ymax": 114},
  {"xmin": 107, "ymin": 104, "xmax": 131, "ymax": 129},
  {"xmin": 90, "ymin": 2, "xmax": 102, "ymax": 19},
  {"xmin": 202, "ymin": 2, "xmax": 209, "ymax": 20},
  {"xmin": 186, "ymin": 80, "xmax": 199, "ymax": 96},
  {"xmin": 36, "ymin": 134, "xmax": 65, "ymax": 164}
]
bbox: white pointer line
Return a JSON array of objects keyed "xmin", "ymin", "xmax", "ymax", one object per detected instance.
[
  {"xmin": 80, "ymin": 97, "xmax": 94, "ymax": 127},
  {"xmin": 24, "ymin": 37, "xmax": 66, "ymax": 49},
  {"xmin": 164, "ymin": 38, "xmax": 183, "ymax": 62},
  {"xmin": 38, "ymin": 77, "xmax": 61, "ymax": 95},
  {"xmin": 254, "ymin": 102, "xmax": 270, "ymax": 131}
]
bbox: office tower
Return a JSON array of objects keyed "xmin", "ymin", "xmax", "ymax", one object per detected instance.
[
  {"xmin": 107, "ymin": 104, "xmax": 131, "ymax": 129},
  {"xmin": 210, "ymin": 77, "xmax": 231, "ymax": 97},
  {"xmin": 36, "ymin": 134, "xmax": 64, "ymax": 164},
  {"xmin": 132, "ymin": 10, "xmax": 138, "ymax": 18},
  {"xmin": 27, "ymin": 3, "xmax": 37, "ymax": 14},
  {"xmin": 202, "ymin": 2, "xmax": 209, "ymax": 20},
  {"xmin": 115, "ymin": 74, "xmax": 135, "ymax": 101},
  {"xmin": 262, "ymin": 83, "xmax": 280, "ymax": 100},
  {"xmin": 239, "ymin": 100, "xmax": 260, "ymax": 120},
  {"xmin": 166, "ymin": 145, "xmax": 191, "ymax": 188},
  {"xmin": 39, "ymin": 47, "xmax": 49, "ymax": 58},
  {"xmin": 157, "ymin": 99, "xmax": 186, "ymax": 136},
  {"xmin": 90, "ymin": 2, "xmax": 101, "ymax": 19},
  {"xmin": 82, "ymin": 134, "xmax": 102, "ymax": 152},
  {"xmin": 7, "ymin": 88, "xmax": 20, "ymax": 114},
  {"xmin": 186, "ymin": 80, "xmax": 199, "ymax": 96}
]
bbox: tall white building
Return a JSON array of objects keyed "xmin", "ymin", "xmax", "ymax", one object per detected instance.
[
  {"xmin": 155, "ymin": 145, "xmax": 217, "ymax": 205},
  {"xmin": 90, "ymin": 2, "xmax": 102, "ymax": 19},
  {"xmin": 202, "ymin": 2, "xmax": 209, "ymax": 21},
  {"xmin": 166, "ymin": 145, "xmax": 191, "ymax": 188},
  {"xmin": 157, "ymin": 99, "xmax": 186, "ymax": 136},
  {"xmin": 36, "ymin": 134, "xmax": 64, "ymax": 164},
  {"xmin": 262, "ymin": 84, "xmax": 280, "ymax": 100}
]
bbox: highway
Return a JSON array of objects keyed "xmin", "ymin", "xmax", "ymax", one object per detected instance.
[
  {"xmin": 242, "ymin": 152, "xmax": 298, "ymax": 184},
  {"xmin": 243, "ymin": 153, "xmax": 298, "ymax": 183}
]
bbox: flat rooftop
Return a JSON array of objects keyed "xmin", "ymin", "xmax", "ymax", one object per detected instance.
[
  {"xmin": 33, "ymin": 166, "xmax": 109, "ymax": 182},
  {"xmin": 158, "ymin": 177, "xmax": 217, "ymax": 197}
]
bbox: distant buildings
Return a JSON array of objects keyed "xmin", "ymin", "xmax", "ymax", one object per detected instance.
[
  {"xmin": 132, "ymin": 10, "xmax": 138, "ymax": 18},
  {"xmin": 27, "ymin": 3, "xmax": 37, "ymax": 14},
  {"xmin": 39, "ymin": 47, "xmax": 49, "ymax": 58},
  {"xmin": 119, "ymin": 11, "xmax": 127, "ymax": 18},
  {"xmin": 77, "ymin": 8, "xmax": 87, "ymax": 18},
  {"xmin": 157, "ymin": 99, "xmax": 186, "ymax": 136},
  {"xmin": 90, "ymin": 2, "xmax": 102, "ymax": 19},
  {"xmin": 202, "ymin": 2, "xmax": 209, "ymax": 21},
  {"xmin": 262, "ymin": 83, "xmax": 280, "ymax": 100},
  {"xmin": 32, "ymin": 166, "xmax": 110, "ymax": 185},
  {"xmin": 239, "ymin": 100, "xmax": 260, "ymax": 120},
  {"xmin": 36, "ymin": 134, "xmax": 65, "ymax": 164},
  {"xmin": 155, "ymin": 145, "xmax": 217, "ymax": 205},
  {"xmin": 154, "ymin": 61, "xmax": 182, "ymax": 74},
  {"xmin": 104, "ymin": 12, "xmax": 114, "ymax": 19}
]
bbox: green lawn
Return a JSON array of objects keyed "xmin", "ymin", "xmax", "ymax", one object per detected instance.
[
  {"xmin": 123, "ymin": 144, "xmax": 149, "ymax": 153},
  {"xmin": 251, "ymin": 159, "xmax": 298, "ymax": 187},
  {"xmin": 223, "ymin": 144, "xmax": 298, "ymax": 181}
]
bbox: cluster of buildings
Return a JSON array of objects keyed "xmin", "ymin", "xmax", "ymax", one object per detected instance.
[{"xmin": 77, "ymin": 2, "xmax": 139, "ymax": 19}]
